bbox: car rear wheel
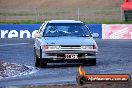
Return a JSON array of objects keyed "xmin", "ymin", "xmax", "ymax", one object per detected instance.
[
  {"xmin": 39, "ymin": 47, "xmax": 47, "ymax": 68},
  {"xmin": 83, "ymin": 59, "xmax": 96, "ymax": 66}
]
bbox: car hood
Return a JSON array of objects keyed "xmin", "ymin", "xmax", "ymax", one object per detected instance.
[{"xmin": 42, "ymin": 37, "xmax": 96, "ymax": 45}]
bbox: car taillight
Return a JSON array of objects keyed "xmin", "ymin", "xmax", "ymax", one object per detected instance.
[{"xmin": 44, "ymin": 45, "xmax": 48, "ymax": 49}]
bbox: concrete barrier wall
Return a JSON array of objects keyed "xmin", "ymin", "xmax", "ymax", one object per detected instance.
[
  {"xmin": 102, "ymin": 24, "xmax": 132, "ymax": 39},
  {"xmin": 0, "ymin": 24, "xmax": 132, "ymax": 39},
  {"xmin": 0, "ymin": 24, "xmax": 102, "ymax": 38},
  {"xmin": 0, "ymin": 24, "xmax": 40, "ymax": 38}
]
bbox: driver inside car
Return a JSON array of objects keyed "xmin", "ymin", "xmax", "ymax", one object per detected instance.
[{"xmin": 46, "ymin": 26, "xmax": 58, "ymax": 36}]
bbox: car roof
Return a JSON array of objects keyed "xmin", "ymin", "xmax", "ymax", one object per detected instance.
[{"xmin": 47, "ymin": 20, "xmax": 83, "ymax": 23}]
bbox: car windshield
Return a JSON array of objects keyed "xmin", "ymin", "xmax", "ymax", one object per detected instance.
[{"xmin": 43, "ymin": 23, "xmax": 91, "ymax": 37}]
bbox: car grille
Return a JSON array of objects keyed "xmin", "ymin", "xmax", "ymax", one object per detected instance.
[{"xmin": 60, "ymin": 45, "xmax": 81, "ymax": 49}]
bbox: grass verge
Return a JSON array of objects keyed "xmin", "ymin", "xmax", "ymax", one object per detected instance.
[{"xmin": 0, "ymin": 21, "xmax": 132, "ymax": 24}]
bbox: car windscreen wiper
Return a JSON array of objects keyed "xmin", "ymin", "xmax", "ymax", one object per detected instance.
[
  {"xmin": 79, "ymin": 35, "xmax": 91, "ymax": 37},
  {"xmin": 43, "ymin": 36, "xmax": 58, "ymax": 37}
]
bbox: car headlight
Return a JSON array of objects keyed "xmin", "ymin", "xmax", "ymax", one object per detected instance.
[
  {"xmin": 81, "ymin": 46, "xmax": 93, "ymax": 49},
  {"xmin": 45, "ymin": 45, "xmax": 60, "ymax": 49}
]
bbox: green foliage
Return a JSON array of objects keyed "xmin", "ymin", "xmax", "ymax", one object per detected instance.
[{"xmin": 0, "ymin": 21, "xmax": 132, "ymax": 24}]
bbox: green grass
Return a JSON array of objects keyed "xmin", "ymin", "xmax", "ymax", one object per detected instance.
[
  {"xmin": 0, "ymin": 9, "xmax": 71, "ymax": 16},
  {"xmin": 1, "ymin": 8, "xmax": 129, "ymax": 24},
  {"xmin": 0, "ymin": 21, "xmax": 43, "ymax": 24},
  {"xmin": 84, "ymin": 21, "xmax": 132, "ymax": 24}
]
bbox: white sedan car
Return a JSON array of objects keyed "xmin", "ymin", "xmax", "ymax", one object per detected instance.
[{"xmin": 34, "ymin": 20, "xmax": 98, "ymax": 68}]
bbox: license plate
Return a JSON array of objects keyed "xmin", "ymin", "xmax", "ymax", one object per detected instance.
[{"xmin": 65, "ymin": 54, "xmax": 78, "ymax": 59}]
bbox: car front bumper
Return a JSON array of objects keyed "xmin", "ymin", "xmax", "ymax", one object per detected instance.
[{"xmin": 42, "ymin": 50, "xmax": 96, "ymax": 61}]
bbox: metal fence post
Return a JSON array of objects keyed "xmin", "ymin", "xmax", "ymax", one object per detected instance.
[
  {"xmin": 78, "ymin": 8, "xmax": 80, "ymax": 20},
  {"xmin": 35, "ymin": 8, "xmax": 38, "ymax": 22},
  {"xmin": 121, "ymin": 9, "xmax": 124, "ymax": 22}
]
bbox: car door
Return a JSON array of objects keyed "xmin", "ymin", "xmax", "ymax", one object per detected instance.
[{"xmin": 35, "ymin": 23, "xmax": 46, "ymax": 57}]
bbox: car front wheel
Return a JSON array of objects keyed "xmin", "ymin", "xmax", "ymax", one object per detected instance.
[
  {"xmin": 39, "ymin": 47, "xmax": 47, "ymax": 68},
  {"xmin": 83, "ymin": 59, "xmax": 96, "ymax": 66},
  {"xmin": 40, "ymin": 58, "xmax": 47, "ymax": 68},
  {"xmin": 34, "ymin": 47, "xmax": 40, "ymax": 67}
]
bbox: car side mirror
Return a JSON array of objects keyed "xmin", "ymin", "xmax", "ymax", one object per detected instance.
[
  {"xmin": 92, "ymin": 33, "xmax": 99, "ymax": 38},
  {"xmin": 34, "ymin": 32, "xmax": 42, "ymax": 38}
]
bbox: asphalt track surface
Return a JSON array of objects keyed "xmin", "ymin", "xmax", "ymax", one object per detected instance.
[{"xmin": 0, "ymin": 38, "xmax": 132, "ymax": 87}]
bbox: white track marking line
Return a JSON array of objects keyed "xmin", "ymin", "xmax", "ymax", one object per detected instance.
[{"xmin": 0, "ymin": 43, "xmax": 30, "ymax": 47}]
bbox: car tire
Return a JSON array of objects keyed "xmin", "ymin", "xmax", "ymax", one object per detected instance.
[
  {"xmin": 90, "ymin": 59, "xmax": 96, "ymax": 66},
  {"xmin": 83, "ymin": 59, "xmax": 96, "ymax": 66},
  {"xmin": 39, "ymin": 46, "xmax": 47, "ymax": 68},
  {"xmin": 35, "ymin": 55, "xmax": 40, "ymax": 67},
  {"xmin": 34, "ymin": 46, "xmax": 40, "ymax": 67},
  {"xmin": 40, "ymin": 58, "xmax": 47, "ymax": 68}
]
